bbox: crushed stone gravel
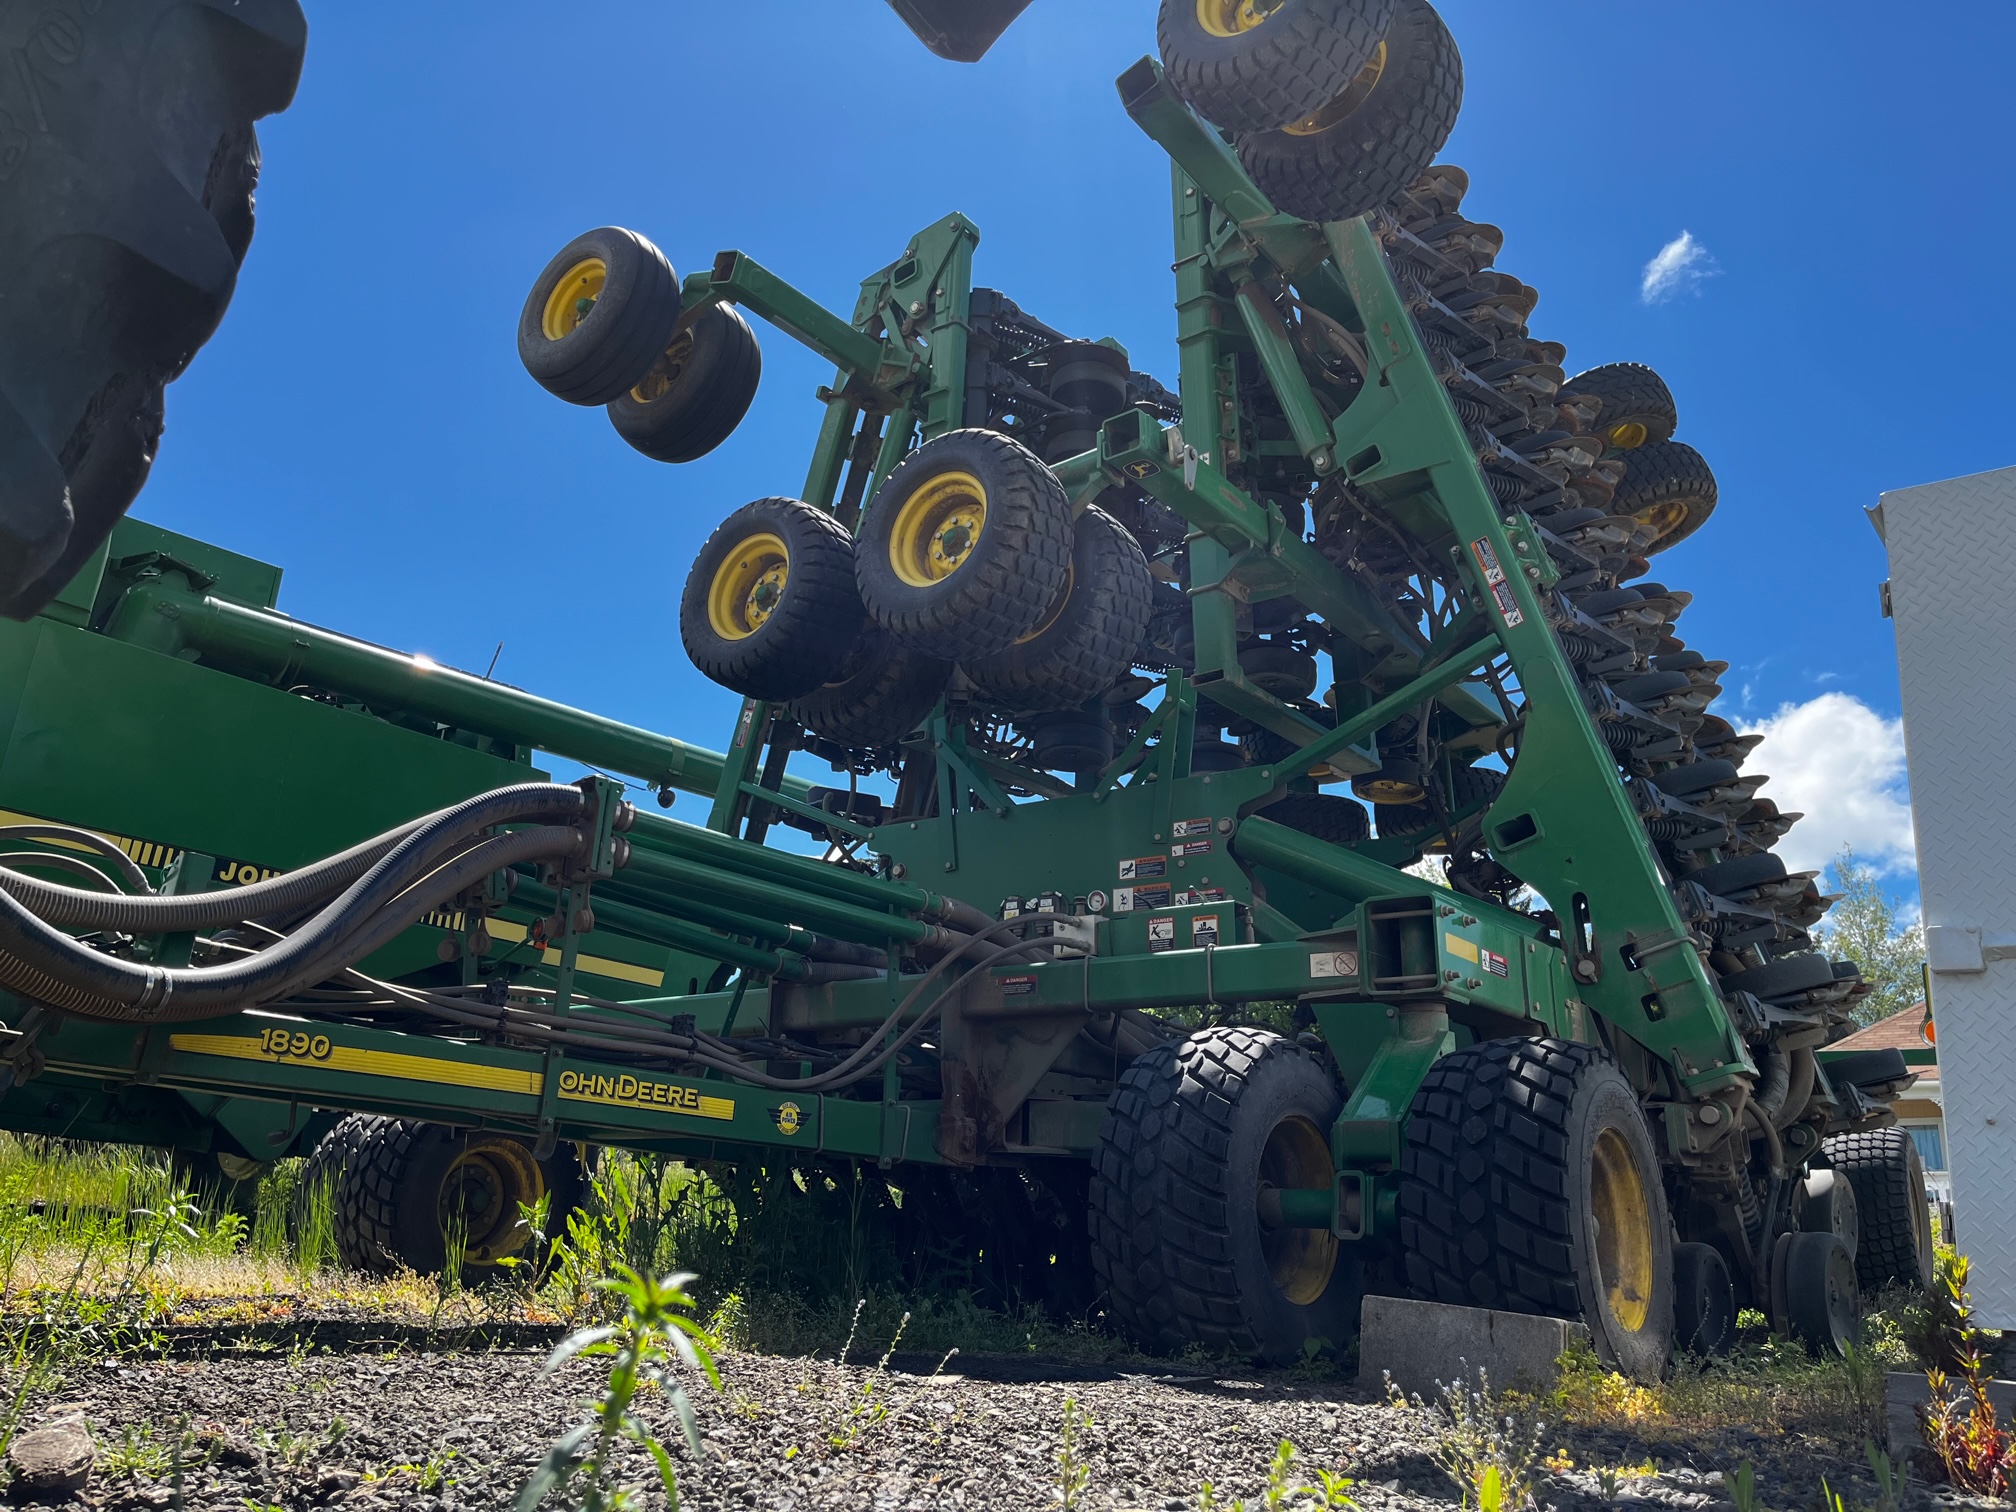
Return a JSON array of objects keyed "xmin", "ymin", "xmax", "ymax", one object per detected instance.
[{"xmin": 4, "ymin": 1346, "xmax": 1967, "ymax": 1511}]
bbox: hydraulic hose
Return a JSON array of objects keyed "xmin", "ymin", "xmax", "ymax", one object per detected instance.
[
  {"xmin": 0, "ymin": 824, "xmax": 152, "ymax": 894},
  {"xmin": 0, "ymin": 811, "xmax": 447, "ymax": 931},
  {"xmin": 0, "ymin": 783, "xmax": 588, "ymax": 1022}
]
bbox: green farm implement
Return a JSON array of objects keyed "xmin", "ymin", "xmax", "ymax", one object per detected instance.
[{"xmin": 0, "ymin": 0, "xmax": 1932, "ymax": 1369}]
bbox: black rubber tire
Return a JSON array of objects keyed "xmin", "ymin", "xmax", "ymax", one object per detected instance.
[
  {"xmin": 965, "ymin": 507, "xmax": 1154, "ymax": 711},
  {"xmin": 1613, "ymin": 440, "xmax": 1717, "ymax": 555},
  {"xmin": 1257, "ymin": 791, "xmax": 1371, "ymax": 843},
  {"xmin": 607, "ymin": 302, "xmax": 762, "ymax": 463},
  {"xmin": 1824, "ymin": 1048, "xmax": 1912, "ymax": 1093},
  {"xmin": 3, "ymin": 378, "xmax": 166, "ymax": 617},
  {"xmin": 1157, "ymin": 0, "xmax": 1396, "ymax": 134},
  {"xmin": 293, "ymin": 1110, "xmax": 375, "ymax": 1248},
  {"xmin": 1089, "ymin": 1026, "xmax": 1357, "ymax": 1362},
  {"xmin": 316, "ymin": 1114, "xmax": 581, "ymax": 1278},
  {"xmin": 0, "ymin": 0, "xmax": 306, "ymax": 620},
  {"xmin": 1798, "ymin": 1167, "xmax": 1860, "ymax": 1261},
  {"xmin": 1650, "ymin": 759, "xmax": 1741, "ymax": 798},
  {"xmin": 517, "ymin": 226, "xmax": 681, "ymax": 406},
  {"xmin": 1239, "ymin": 642, "xmax": 1321, "ymax": 700},
  {"xmin": 1781, "ymin": 1230, "xmax": 1861, "ymax": 1356},
  {"xmin": 680, "ymin": 497, "xmax": 866, "ymax": 701},
  {"xmin": 856, "ymin": 429, "xmax": 1073, "ymax": 661},
  {"xmin": 1560, "ymin": 363, "xmax": 1677, "ymax": 452},
  {"xmin": 1374, "ymin": 763, "xmax": 1503, "ymax": 840},
  {"xmin": 1718, "ymin": 952, "xmax": 1835, "ymax": 1003},
  {"xmin": 786, "ymin": 624, "xmax": 952, "ymax": 750},
  {"xmin": 1398, "ymin": 1038, "xmax": 1675, "ymax": 1378},
  {"xmin": 1823, "ymin": 1126, "xmax": 1936, "ymax": 1293},
  {"xmin": 1672, "ymin": 1241, "xmax": 1736, "ymax": 1356},
  {"xmin": 1682, "ymin": 852, "xmax": 1787, "ymax": 899},
  {"xmin": 1234, "ymin": 0, "xmax": 1462, "ymax": 225}
]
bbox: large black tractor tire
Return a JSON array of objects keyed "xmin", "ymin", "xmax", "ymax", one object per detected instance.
[
  {"xmin": 1560, "ymin": 363, "xmax": 1677, "ymax": 453},
  {"xmin": 1613, "ymin": 439, "xmax": 1717, "ymax": 556},
  {"xmin": 0, "ymin": 0, "xmax": 307, "ymax": 621},
  {"xmin": 1399, "ymin": 1038, "xmax": 1675, "ymax": 1379},
  {"xmin": 1822, "ymin": 1126, "xmax": 1936, "ymax": 1293},
  {"xmin": 680, "ymin": 497, "xmax": 866, "ymax": 701},
  {"xmin": 856, "ymin": 429, "xmax": 1073, "ymax": 661},
  {"xmin": 965, "ymin": 506, "xmax": 1154, "ymax": 711},
  {"xmin": 1234, "ymin": 0, "xmax": 1462, "ymax": 226},
  {"xmin": 608, "ymin": 302, "xmax": 762, "ymax": 463},
  {"xmin": 786, "ymin": 624, "xmax": 952, "ymax": 750},
  {"xmin": 517, "ymin": 226, "xmax": 682, "ymax": 406},
  {"xmin": 1158, "ymin": 0, "xmax": 1396, "ymax": 134},
  {"xmin": 1372, "ymin": 763, "xmax": 1503, "ymax": 841},
  {"xmin": 1089, "ymin": 1026, "xmax": 1358, "ymax": 1362},
  {"xmin": 1257, "ymin": 791, "xmax": 1371, "ymax": 843},
  {"xmin": 309, "ymin": 1114, "xmax": 583, "ymax": 1278}
]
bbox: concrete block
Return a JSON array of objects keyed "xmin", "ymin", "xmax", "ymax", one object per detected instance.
[
  {"xmin": 1359, "ymin": 1294, "xmax": 1589, "ymax": 1399},
  {"xmin": 1885, "ymin": 1370, "xmax": 2016, "ymax": 1457}
]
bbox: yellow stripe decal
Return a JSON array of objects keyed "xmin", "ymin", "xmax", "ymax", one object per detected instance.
[
  {"xmin": 169, "ymin": 1033, "xmax": 541, "ymax": 1097},
  {"xmin": 486, "ymin": 919, "xmax": 666, "ymax": 988},
  {"xmin": 555, "ymin": 1068, "xmax": 734, "ymax": 1122},
  {"xmin": 1444, "ymin": 933, "xmax": 1479, "ymax": 963}
]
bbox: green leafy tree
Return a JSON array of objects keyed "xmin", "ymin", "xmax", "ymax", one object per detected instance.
[{"xmin": 1817, "ymin": 848, "xmax": 1925, "ymax": 1029}]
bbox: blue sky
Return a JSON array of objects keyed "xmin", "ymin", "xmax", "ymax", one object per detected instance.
[{"xmin": 137, "ymin": 0, "xmax": 2007, "ymax": 882}]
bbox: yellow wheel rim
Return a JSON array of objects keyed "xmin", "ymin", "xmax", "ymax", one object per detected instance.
[
  {"xmin": 439, "ymin": 1141, "xmax": 545, "ymax": 1264},
  {"xmin": 1281, "ymin": 41, "xmax": 1386, "ymax": 137},
  {"xmin": 541, "ymin": 257, "xmax": 606, "ymax": 342},
  {"xmin": 1607, "ymin": 420, "xmax": 1650, "ymax": 450},
  {"xmin": 1631, "ymin": 496, "xmax": 1691, "ymax": 543},
  {"xmin": 631, "ymin": 326, "xmax": 696, "ymax": 405},
  {"xmin": 1259, "ymin": 1115, "xmax": 1338, "ymax": 1306},
  {"xmin": 708, "ymin": 531, "xmax": 790, "ymax": 641},
  {"xmin": 889, "ymin": 470, "xmax": 988, "ymax": 588},
  {"xmin": 1196, "ymin": 0, "xmax": 1283, "ymax": 37},
  {"xmin": 1590, "ymin": 1126, "xmax": 1654, "ymax": 1334}
]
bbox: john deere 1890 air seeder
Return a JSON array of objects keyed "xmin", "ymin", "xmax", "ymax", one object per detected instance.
[{"xmin": 0, "ymin": 0, "xmax": 1933, "ymax": 1371}]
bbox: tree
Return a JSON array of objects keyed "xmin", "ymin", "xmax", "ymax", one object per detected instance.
[{"xmin": 1815, "ymin": 848, "xmax": 1926, "ymax": 1030}]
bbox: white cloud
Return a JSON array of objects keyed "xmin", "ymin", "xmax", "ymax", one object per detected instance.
[
  {"xmin": 1739, "ymin": 693, "xmax": 1915, "ymax": 876},
  {"xmin": 1640, "ymin": 231, "xmax": 1718, "ymax": 304}
]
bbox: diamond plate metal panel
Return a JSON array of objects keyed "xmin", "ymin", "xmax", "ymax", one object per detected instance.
[{"xmin": 1880, "ymin": 465, "xmax": 2016, "ymax": 1325}]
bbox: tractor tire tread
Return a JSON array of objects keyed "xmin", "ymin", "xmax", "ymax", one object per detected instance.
[{"xmin": 1158, "ymin": 0, "xmax": 1397, "ymax": 135}]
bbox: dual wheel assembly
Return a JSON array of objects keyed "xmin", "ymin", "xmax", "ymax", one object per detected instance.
[
  {"xmin": 1089, "ymin": 1027, "xmax": 1936, "ymax": 1369},
  {"xmin": 678, "ymin": 428, "xmax": 1156, "ymax": 748}
]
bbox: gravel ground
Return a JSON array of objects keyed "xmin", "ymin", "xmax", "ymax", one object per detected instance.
[{"xmin": 6, "ymin": 1343, "xmax": 1972, "ymax": 1512}]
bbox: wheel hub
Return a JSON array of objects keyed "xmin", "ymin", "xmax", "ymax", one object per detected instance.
[
  {"xmin": 1196, "ymin": 0, "xmax": 1284, "ymax": 37},
  {"xmin": 541, "ymin": 258, "xmax": 606, "ymax": 341},
  {"xmin": 707, "ymin": 532, "xmax": 791, "ymax": 640}
]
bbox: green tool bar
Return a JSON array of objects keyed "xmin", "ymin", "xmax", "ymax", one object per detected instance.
[
  {"xmin": 626, "ymin": 810, "xmax": 964, "ymax": 921},
  {"xmin": 619, "ymin": 847, "xmax": 935, "ymax": 949},
  {"xmin": 1114, "ymin": 57, "xmax": 1334, "ymax": 281},
  {"xmin": 99, "ymin": 582, "xmax": 807, "ymax": 805},
  {"xmin": 1094, "ymin": 409, "xmax": 1416, "ymax": 661},
  {"xmin": 31, "ymin": 1012, "xmax": 942, "ymax": 1164},
  {"xmin": 703, "ymin": 253, "xmax": 890, "ymax": 389},
  {"xmin": 512, "ymin": 879, "xmax": 804, "ymax": 979},
  {"xmin": 1289, "ymin": 633, "xmax": 1503, "ymax": 775}
]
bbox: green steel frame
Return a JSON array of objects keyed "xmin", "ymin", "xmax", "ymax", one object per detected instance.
[{"xmin": 0, "ymin": 55, "xmax": 1781, "ymax": 1306}]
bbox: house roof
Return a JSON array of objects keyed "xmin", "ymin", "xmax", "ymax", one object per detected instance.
[{"xmin": 1833, "ymin": 1004, "xmax": 1938, "ymax": 1081}]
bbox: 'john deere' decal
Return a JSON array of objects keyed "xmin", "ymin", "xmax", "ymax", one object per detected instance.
[{"xmin": 555, "ymin": 1068, "xmax": 733, "ymax": 1121}]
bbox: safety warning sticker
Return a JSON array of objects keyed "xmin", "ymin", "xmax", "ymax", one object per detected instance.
[
  {"xmin": 1115, "ymin": 883, "xmax": 1171, "ymax": 913},
  {"xmin": 1170, "ymin": 839, "xmax": 1212, "ymax": 858},
  {"xmin": 1171, "ymin": 817, "xmax": 1213, "ymax": 838},
  {"xmin": 1118, "ymin": 855, "xmax": 1167, "ymax": 880},
  {"xmin": 1468, "ymin": 537, "xmax": 1525, "ymax": 629}
]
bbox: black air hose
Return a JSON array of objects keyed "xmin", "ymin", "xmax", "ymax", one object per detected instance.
[
  {"xmin": 0, "ymin": 788, "xmax": 568, "ymax": 932},
  {"xmin": 0, "ymin": 784, "xmax": 587, "ymax": 1022},
  {"xmin": 0, "ymin": 824, "xmax": 152, "ymax": 893}
]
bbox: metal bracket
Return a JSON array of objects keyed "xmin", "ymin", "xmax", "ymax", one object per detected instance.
[{"xmin": 1926, "ymin": 924, "xmax": 2016, "ymax": 974}]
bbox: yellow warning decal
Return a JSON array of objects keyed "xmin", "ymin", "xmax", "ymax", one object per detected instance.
[
  {"xmin": 485, "ymin": 919, "xmax": 666, "ymax": 988},
  {"xmin": 556, "ymin": 1068, "xmax": 734, "ymax": 1122},
  {"xmin": 1443, "ymin": 932, "xmax": 1479, "ymax": 963},
  {"xmin": 169, "ymin": 1033, "xmax": 541, "ymax": 1097}
]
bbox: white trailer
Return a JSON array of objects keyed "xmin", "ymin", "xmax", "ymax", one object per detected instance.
[{"xmin": 1872, "ymin": 465, "xmax": 2016, "ymax": 1326}]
